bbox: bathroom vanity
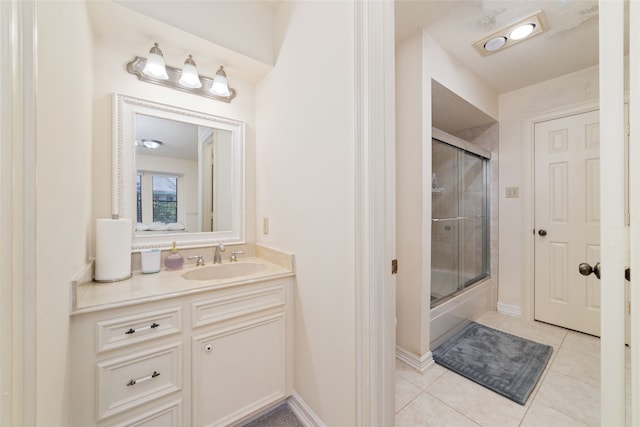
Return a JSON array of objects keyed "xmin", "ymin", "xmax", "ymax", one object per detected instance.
[{"xmin": 69, "ymin": 250, "xmax": 294, "ymax": 427}]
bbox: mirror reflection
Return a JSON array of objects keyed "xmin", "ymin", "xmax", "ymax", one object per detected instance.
[
  {"xmin": 134, "ymin": 114, "xmax": 233, "ymax": 234},
  {"xmin": 113, "ymin": 93, "xmax": 245, "ymax": 251}
]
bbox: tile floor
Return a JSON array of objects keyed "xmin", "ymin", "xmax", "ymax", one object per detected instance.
[{"xmin": 395, "ymin": 310, "xmax": 626, "ymax": 427}]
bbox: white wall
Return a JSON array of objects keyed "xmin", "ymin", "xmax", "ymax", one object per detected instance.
[
  {"xmin": 255, "ymin": 1, "xmax": 357, "ymax": 424},
  {"xmin": 423, "ymin": 32, "xmax": 498, "ymax": 120},
  {"xmin": 114, "ymin": 0, "xmax": 276, "ymax": 66},
  {"xmin": 498, "ymin": 65, "xmax": 601, "ymax": 313},
  {"xmin": 395, "ymin": 32, "xmax": 429, "ymax": 356},
  {"xmin": 395, "ymin": 30, "xmax": 499, "ymax": 359},
  {"xmin": 35, "ymin": 1, "xmax": 94, "ymax": 424}
]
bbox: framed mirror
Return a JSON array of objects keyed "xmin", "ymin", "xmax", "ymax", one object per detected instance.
[{"xmin": 113, "ymin": 93, "xmax": 245, "ymax": 251}]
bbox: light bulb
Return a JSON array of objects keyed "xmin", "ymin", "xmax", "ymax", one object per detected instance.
[
  {"xmin": 484, "ymin": 36, "xmax": 507, "ymax": 52},
  {"xmin": 142, "ymin": 43, "xmax": 169, "ymax": 80},
  {"xmin": 210, "ymin": 66, "xmax": 231, "ymax": 97},
  {"xmin": 178, "ymin": 55, "xmax": 202, "ymax": 88},
  {"xmin": 510, "ymin": 24, "xmax": 535, "ymax": 41}
]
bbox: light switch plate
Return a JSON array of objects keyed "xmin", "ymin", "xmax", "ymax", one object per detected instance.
[{"xmin": 506, "ymin": 187, "xmax": 519, "ymax": 198}]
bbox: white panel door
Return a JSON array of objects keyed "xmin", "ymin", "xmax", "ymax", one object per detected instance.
[{"xmin": 534, "ymin": 110, "xmax": 601, "ymax": 336}]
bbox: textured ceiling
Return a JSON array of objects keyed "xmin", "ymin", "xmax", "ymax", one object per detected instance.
[
  {"xmin": 396, "ymin": 0, "xmax": 606, "ymax": 94},
  {"xmin": 102, "ymin": 1, "xmax": 619, "ymax": 135}
]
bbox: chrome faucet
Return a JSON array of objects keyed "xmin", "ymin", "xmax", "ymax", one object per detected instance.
[
  {"xmin": 213, "ymin": 244, "xmax": 225, "ymax": 264},
  {"xmin": 188, "ymin": 255, "xmax": 205, "ymax": 266},
  {"xmin": 229, "ymin": 250, "xmax": 244, "ymax": 262}
]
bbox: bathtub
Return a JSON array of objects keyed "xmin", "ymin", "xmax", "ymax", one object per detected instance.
[{"xmin": 429, "ymin": 271, "xmax": 492, "ymax": 349}]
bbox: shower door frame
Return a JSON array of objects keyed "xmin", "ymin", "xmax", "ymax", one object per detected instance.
[{"xmin": 431, "ymin": 128, "xmax": 491, "ymax": 307}]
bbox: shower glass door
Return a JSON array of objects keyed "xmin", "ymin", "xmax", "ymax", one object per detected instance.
[{"xmin": 431, "ymin": 138, "xmax": 489, "ymax": 306}]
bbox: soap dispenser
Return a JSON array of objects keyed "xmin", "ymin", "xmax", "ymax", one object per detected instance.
[{"xmin": 164, "ymin": 241, "xmax": 184, "ymax": 270}]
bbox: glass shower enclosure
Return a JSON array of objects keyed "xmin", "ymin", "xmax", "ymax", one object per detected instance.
[{"xmin": 431, "ymin": 137, "xmax": 490, "ymax": 306}]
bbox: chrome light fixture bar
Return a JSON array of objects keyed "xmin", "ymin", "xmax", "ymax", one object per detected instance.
[
  {"xmin": 127, "ymin": 56, "xmax": 236, "ymax": 103},
  {"xmin": 472, "ymin": 10, "xmax": 547, "ymax": 57}
]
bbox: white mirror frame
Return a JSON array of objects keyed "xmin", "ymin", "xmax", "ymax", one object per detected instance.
[{"xmin": 113, "ymin": 93, "xmax": 245, "ymax": 252}]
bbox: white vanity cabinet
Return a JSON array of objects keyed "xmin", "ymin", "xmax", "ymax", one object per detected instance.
[
  {"xmin": 190, "ymin": 281, "xmax": 290, "ymax": 426},
  {"xmin": 70, "ymin": 278, "xmax": 293, "ymax": 427}
]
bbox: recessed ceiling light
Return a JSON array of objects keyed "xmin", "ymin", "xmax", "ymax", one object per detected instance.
[
  {"xmin": 472, "ymin": 10, "xmax": 546, "ymax": 56},
  {"xmin": 484, "ymin": 37, "xmax": 507, "ymax": 52},
  {"xmin": 510, "ymin": 23, "xmax": 535, "ymax": 40}
]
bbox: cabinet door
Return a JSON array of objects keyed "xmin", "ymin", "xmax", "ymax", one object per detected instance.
[{"xmin": 192, "ymin": 314, "xmax": 287, "ymax": 427}]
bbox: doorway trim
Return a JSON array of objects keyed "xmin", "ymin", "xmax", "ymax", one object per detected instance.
[
  {"xmin": 1, "ymin": 0, "xmax": 38, "ymax": 425},
  {"xmin": 354, "ymin": 1, "xmax": 396, "ymax": 426},
  {"xmin": 520, "ymin": 100, "xmax": 600, "ymax": 321}
]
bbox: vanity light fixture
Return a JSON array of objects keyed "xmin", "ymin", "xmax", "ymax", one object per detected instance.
[
  {"xmin": 178, "ymin": 55, "xmax": 202, "ymax": 89},
  {"xmin": 210, "ymin": 66, "xmax": 231, "ymax": 97},
  {"xmin": 472, "ymin": 10, "xmax": 547, "ymax": 56},
  {"xmin": 141, "ymin": 43, "xmax": 169, "ymax": 80},
  {"xmin": 127, "ymin": 44, "xmax": 236, "ymax": 102}
]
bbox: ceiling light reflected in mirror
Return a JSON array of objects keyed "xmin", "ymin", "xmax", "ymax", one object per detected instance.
[{"xmin": 141, "ymin": 139, "xmax": 163, "ymax": 149}]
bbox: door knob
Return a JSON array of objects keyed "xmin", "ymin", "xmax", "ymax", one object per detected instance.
[
  {"xmin": 538, "ymin": 229, "xmax": 547, "ymax": 236},
  {"xmin": 579, "ymin": 262, "xmax": 601, "ymax": 279}
]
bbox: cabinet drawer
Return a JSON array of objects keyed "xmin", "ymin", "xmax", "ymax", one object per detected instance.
[
  {"xmin": 191, "ymin": 283, "xmax": 285, "ymax": 328},
  {"xmin": 97, "ymin": 342, "xmax": 182, "ymax": 421},
  {"xmin": 96, "ymin": 307, "xmax": 182, "ymax": 353},
  {"xmin": 110, "ymin": 399, "xmax": 183, "ymax": 427}
]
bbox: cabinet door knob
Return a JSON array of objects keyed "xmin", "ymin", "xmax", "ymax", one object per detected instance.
[{"xmin": 538, "ymin": 229, "xmax": 547, "ymax": 236}]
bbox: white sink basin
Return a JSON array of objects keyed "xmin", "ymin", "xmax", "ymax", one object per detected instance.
[{"xmin": 181, "ymin": 262, "xmax": 267, "ymax": 281}]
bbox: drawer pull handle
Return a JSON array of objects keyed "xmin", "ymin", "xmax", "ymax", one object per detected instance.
[
  {"xmin": 125, "ymin": 322, "xmax": 159, "ymax": 335},
  {"xmin": 126, "ymin": 371, "xmax": 160, "ymax": 387}
]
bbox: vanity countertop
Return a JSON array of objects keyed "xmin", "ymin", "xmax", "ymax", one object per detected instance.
[{"xmin": 72, "ymin": 246, "xmax": 295, "ymax": 314}]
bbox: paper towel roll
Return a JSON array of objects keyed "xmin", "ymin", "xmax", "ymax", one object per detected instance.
[{"xmin": 95, "ymin": 218, "xmax": 132, "ymax": 282}]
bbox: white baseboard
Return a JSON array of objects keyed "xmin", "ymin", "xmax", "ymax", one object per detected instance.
[
  {"xmin": 395, "ymin": 346, "xmax": 434, "ymax": 372},
  {"xmin": 288, "ymin": 390, "xmax": 325, "ymax": 427},
  {"xmin": 497, "ymin": 302, "xmax": 522, "ymax": 317}
]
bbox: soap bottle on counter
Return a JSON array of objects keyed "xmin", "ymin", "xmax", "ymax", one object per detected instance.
[{"xmin": 164, "ymin": 241, "xmax": 184, "ymax": 270}]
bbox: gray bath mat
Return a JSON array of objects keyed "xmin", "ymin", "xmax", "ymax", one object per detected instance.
[{"xmin": 432, "ymin": 322, "xmax": 553, "ymax": 405}]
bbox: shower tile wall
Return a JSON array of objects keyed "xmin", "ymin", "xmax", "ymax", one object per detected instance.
[
  {"xmin": 453, "ymin": 123, "xmax": 499, "ymax": 306},
  {"xmin": 432, "ymin": 144, "xmax": 458, "ymax": 286},
  {"xmin": 460, "ymin": 151, "xmax": 485, "ymax": 281}
]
